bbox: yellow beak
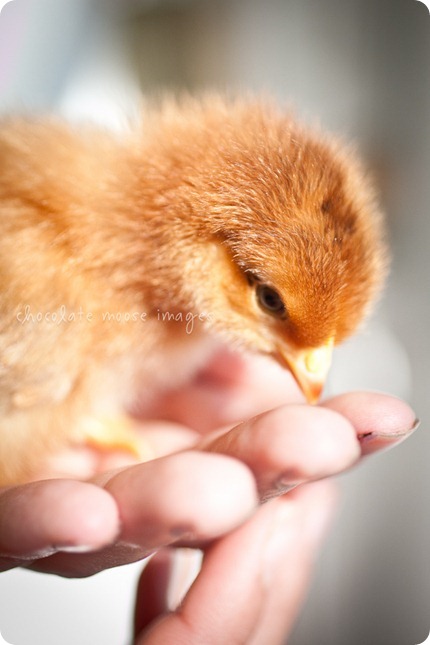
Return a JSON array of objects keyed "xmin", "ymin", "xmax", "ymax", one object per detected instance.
[{"xmin": 274, "ymin": 338, "xmax": 334, "ymax": 404}]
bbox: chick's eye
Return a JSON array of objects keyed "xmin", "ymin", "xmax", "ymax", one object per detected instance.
[{"xmin": 256, "ymin": 284, "xmax": 286, "ymax": 317}]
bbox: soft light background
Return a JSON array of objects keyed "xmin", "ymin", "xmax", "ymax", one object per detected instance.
[{"xmin": 0, "ymin": 1, "xmax": 428, "ymax": 643}]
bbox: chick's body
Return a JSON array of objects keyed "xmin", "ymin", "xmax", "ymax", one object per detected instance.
[{"xmin": 0, "ymin": 97, "xmax": 387, "ymax": 484}]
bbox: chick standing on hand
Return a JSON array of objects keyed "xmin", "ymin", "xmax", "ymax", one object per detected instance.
[{"xmin": 0, "ymin": 96, "xmax": 388, "ymax": 484}]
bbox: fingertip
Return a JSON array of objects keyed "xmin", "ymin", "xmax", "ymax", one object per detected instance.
[
  {"xmin": 54, "ymin": 481, "xmax": 121, "ymax": 550},
  {"xmin": 104, "ymin": 451, "xmax": 258, "ymax": 547},
  {"xmin": 323, "ymin": 391, "xmax": 418, "ymax": 445},
  {"xmin": 0, "ymin": 480, "xmax": 120, "ymax": 556},
  {"xmin": 201, "ymin": 404, "xmax": 361, "ymax": 501},
  {"xmin": 244, "ymin": 404, "xmax": 360, "ymax": 476}
]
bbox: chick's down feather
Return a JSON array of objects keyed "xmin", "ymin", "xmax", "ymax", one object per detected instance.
[{"xmin": 0, "ymin": 96, "xmax": 388, "ymax": 484}]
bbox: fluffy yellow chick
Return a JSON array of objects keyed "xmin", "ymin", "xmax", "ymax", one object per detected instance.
[{"xmin": 0, "ymin": 95, "xmax": 387, "ymax": 484}]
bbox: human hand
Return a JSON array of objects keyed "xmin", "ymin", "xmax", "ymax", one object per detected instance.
[
  {"xmin": 133, "ymin": 481, "xmax": 338, "ymax": 645},
  {"xmin": 0, "ymin": 350, "xmax": 418, "ymax": 644},
  {"xmin": 132, "ymin": 381, "xmax": 418, "ymax": 644}
]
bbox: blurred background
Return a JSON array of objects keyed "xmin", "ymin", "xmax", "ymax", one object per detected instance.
[{"xmin": 0, "ymin": 0, "xmax": 428, "ymax": 643}]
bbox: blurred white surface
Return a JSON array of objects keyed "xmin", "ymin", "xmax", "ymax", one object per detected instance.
[
  {"xmin": 0, "ymin": 563, "xmax": 141, "ymax": 645},
  {"xmin": 329, "ymin": 322, "xmax": 412, "ymax": 400}
]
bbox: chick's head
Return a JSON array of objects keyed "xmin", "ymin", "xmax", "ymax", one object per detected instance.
[{"xmin": 142, "ymin": 98, "xmax": 388, "ymax": 401}]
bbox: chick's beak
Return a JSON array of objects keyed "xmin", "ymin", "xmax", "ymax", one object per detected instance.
[{"xmin": 274, "ymin": 338, "xmax": 334, "ymax": 404}]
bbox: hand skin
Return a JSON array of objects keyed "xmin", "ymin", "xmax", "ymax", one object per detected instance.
[{"xmin": 0, "ymin": 351, "xmax": 418, "ymax": 644}]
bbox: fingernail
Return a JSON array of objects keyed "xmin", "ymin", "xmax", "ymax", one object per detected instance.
[
  {"xmin": 359, "ymin": 418, "xmax": 420, "ymax": 455},
  {"xmin": 361, "ymin": 417, "xmax": 420, "ymax": 440},
  {"xmin": 264, "ymin": 467, "xmax": 303, "ymax": 502},
  {"xmin": 263, "ymin": 478, "xmax": 299, "ymax": 503},
  {"xmin": 57, "ymin": 544, "xmax": 98, "ymax": 554},
  {"xmin": 169, "ymin": 525, "xmax": 196, "ymax": 542},
  {"xmin": 166, "ymin": 549, "xmax": 202, "ymax": 610}
]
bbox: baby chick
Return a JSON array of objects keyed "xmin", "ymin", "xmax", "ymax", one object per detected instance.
[{"xmin": 0, "ymin": 95, "xmax": 387, "ymax": 484}]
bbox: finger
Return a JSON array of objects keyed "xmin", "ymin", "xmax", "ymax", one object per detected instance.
[
  {"xmin": 133, "ymin": 550, "xmax": 175, "ymax": 636},
  {"xmin": 104, "ymin": 452, "xmax": 257, "ymax": 548},
  {"xmin": 248, "ymin": 482, "xmax": 337, "ymax": 645},
  {"xmin": 30, "ymin": 422, "xmax": 199, "ymax": 482},
  {"xmin": 145, "ymin": 348, "xmax": 304, "ymax": 433},
  {"xmin": 135, "ymin": 481, "xmax": 336, "ymax": 645},
  {"xmin": 134, "ymin": 549, "xmax": 202, "ymax": 637},
  {"xmin": 199, "ymin": 404, "xmax": 360, "ymax": 500},
  {"xmin": 0, "ymin": 480, "xmax": 119, "ymax": 570},
  {"xmin": 322, "ymin": 391, "xmax": 418, "ymax": 455},
  {"xmin": 133, "ymin": 422, "xmax": 199, "ymax": 458},
  {"xmin": 30, "ymin": 451, "xmax": 257, "ymax": 577}
]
